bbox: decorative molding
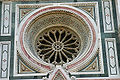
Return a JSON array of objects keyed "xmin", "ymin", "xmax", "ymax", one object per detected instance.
[
  {"xmin": 18, "ymin": 4, "xmax": 95, "ymax": 22},
  {"xmin": 0, "ymin": 41, "xmax": 11, "ymax": 79},
  {"xmin": 16, "ymin": 2, "xmax": 97, "ymax": 23},
  {"xmin": 102, "ymin": 0, "xmax": 115, "ymax": 33},
  {"xmin": 19, "ymin": 7, "xmax": 94, "ymax": 22},
  {"xmin": 105, "ymin": 38, "xmax": 119, "ymax": 76},
  {"xmin": 1, "ymin": 2, "xmax": 12, "ymax": 36}
]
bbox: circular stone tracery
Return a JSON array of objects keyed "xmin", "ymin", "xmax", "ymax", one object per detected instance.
[
  {"xmin": 35, "ymin": 26, "xmax": 81, "ymax": 65},
  {"xmin": 52, "ymin": 42, "xmax": 63, "ymax": 51}
]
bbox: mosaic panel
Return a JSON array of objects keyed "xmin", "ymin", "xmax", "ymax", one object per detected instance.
[
  {"xmin": 0, "ymin": 41, "xmax": 11, "ymax": 79},
  {"xmin": 102, "ymin": 0, "xmax": 115, "ymax": 33},
  {"xmin": 105, "ymin": 38, "xmax": 119, "ymax": 76},
  {"xmin": 1, "ymin": 2, "xmax": 11, "ymax": 36}
]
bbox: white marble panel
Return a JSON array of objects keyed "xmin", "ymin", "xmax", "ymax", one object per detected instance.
[
  {"xmin": 102, "ymin": 0, "xmax": 115, "ymax": 33},
  {"xmin": 1, "ymin": 2, "xmax": 11, "ymax": 36},
  {"xmin": 105, "ymin": 38, "xmax": 119, "ymax": 76},
  {"xmin": 0, "ymin": 41, "xmax": 11, "ymax": 80}
]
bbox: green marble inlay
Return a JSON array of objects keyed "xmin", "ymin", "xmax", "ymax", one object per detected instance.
[{"xmin": 0, "ymin": 0, "xmax": 118, "ymax": 79}]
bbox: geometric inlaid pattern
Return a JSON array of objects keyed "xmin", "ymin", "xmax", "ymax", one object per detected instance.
[
  {"xmin": 80, "ymin": 7, "xmax": 94, "ymax": 18},
  {"xmin": 18, "ymin": 3, "xmax": 96, "ymax": 24},
  {"xmin": 105, "ymin": 38, "xmax": 119, "ymax": 76},
  {"xmin": 102, "ymin": 0, "xmax": 115, "ymax": 33},
  {"xmin": 82, "ymin": 56, "xmax": 99, "ymax": 72},
  {"xmin": 20, "ymin": 9, "xmax": 33, "ymax": 21},
  {"xmin": 53, "ymin": 70, "xmax": 67, "ymax": 80},
  {"xmin": 48, "ymin": 65, "xmax": 71, "ymax": 80},
  {"xmin": 1, "ymin": 2, "xmax": 11, "ymax": 36},
  {"xmin": 19, "ymin": 7, "xmax": 95, "ymax": 22},
  {"xmin": 19, "ymin": 60, "xmax": 35, "ymax": 74},
  {"xmin": 0, "ymin": 41, "xmax": 11, "ymax": 79}
]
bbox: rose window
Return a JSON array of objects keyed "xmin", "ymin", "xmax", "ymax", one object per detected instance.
[
  {"xmin": 35, "ymin": 26, "xmax": 81, "ymax": 65},
  {"xmin": 17, "ymin": 6, "xmax": 97, "ymax": 72}
]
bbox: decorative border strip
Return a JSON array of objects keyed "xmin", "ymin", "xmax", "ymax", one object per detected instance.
[
  {"xmin": 1, "ymin": 2, "xmax": 12, "ymax": 36},
  {"xmin": 105, "ymin": 38, "xmax": 119, "ymax": 76},
  {"xmin": 102, "ymin": 0, "xmax": 115, "ymax": 33},
  {"xmin": 0, "ymin": 41, "xmax": 11, "ymax": 79}
]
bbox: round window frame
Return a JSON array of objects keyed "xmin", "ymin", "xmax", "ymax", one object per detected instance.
[{"xmin": 17, "ymin": 5, "xmax": 98, "ymax": 72}]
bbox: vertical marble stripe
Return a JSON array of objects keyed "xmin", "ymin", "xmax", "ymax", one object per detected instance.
[
  {"xmin": 105, "ymin": 38, "xmax": 119, "ymax": 76},
  {"xmin": 0, "ymin": 41, "xmax": 11, "ymax": 79},
  {"xmin": 102, "ymin": 0, "xmax": 115, "ymax": 33},
  {"xmin": 1, "ymin": 2, "xmax": 11, "ymax": 36}
]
